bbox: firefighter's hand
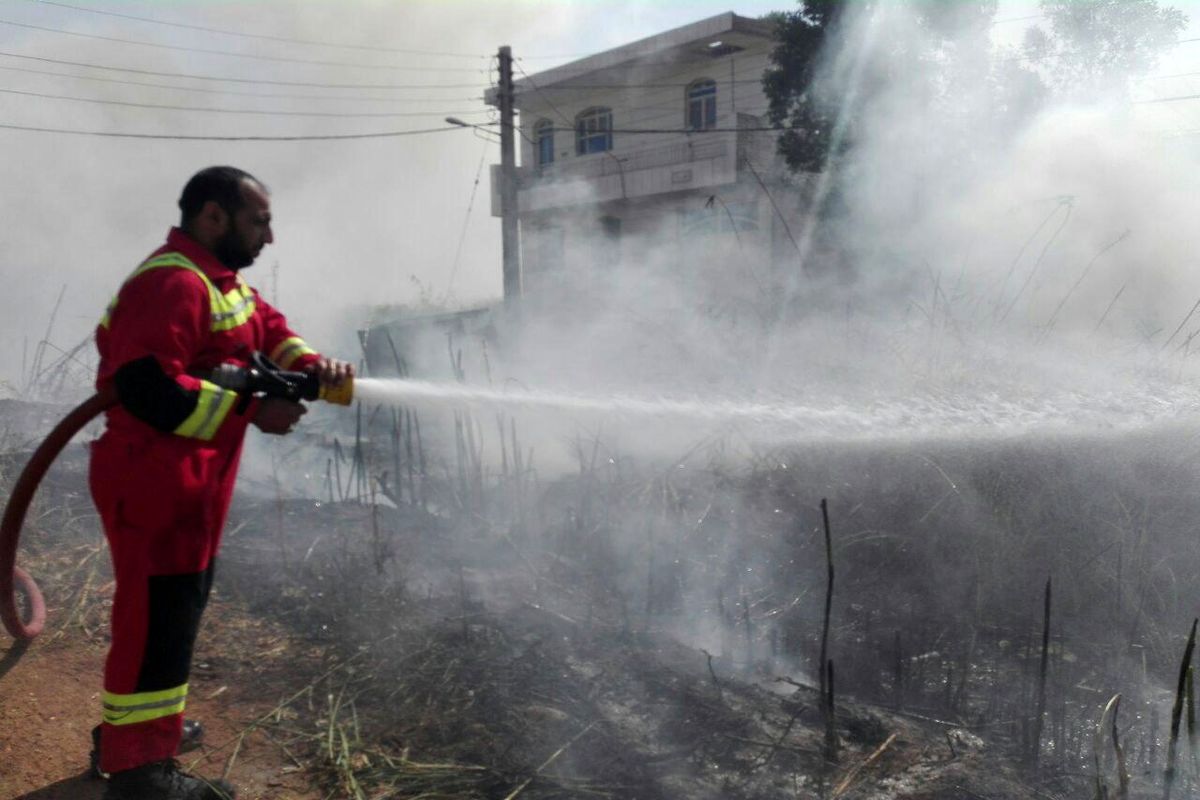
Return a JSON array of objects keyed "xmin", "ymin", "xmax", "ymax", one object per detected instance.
[
  {"xmin": 253, "ymin": 397, "xmax": 307, "ymax": 435},
  {"xmin": 306, "ymin": 357, "xmax": 355, "ymax": 387}
]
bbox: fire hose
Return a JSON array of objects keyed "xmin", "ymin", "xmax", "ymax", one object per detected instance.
[{"xmin": 0, "ymin": 353, "xmax": 353, "ymax": 640}]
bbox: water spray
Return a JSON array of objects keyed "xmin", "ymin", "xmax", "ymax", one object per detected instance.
[{"xmin": 7, "ymin": 351, "xmax": 1199, "ymax": 639}]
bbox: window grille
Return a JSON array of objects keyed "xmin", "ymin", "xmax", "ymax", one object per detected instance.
[
  {"xmin": 575, "ymin": 107, "xmax": 613, "ymax": 155},
  {"xmin": 687, "ymin": 79, "xmax": 717, "ymax": 131}
]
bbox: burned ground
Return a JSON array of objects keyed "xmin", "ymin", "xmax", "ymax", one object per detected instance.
[{"xmin": 3, "ymin": 395, "xmax": 1200, "ymax": 799}]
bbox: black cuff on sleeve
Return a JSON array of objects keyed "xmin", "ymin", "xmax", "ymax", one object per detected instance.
[{"xmin": 113, "ymin": 356, "xmax": 199, "ymax": 433}]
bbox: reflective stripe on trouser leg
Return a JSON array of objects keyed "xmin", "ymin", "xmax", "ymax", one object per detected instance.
[{"xmin": 99, "ymin": 565, "xmax": 215, "ymax": 774}]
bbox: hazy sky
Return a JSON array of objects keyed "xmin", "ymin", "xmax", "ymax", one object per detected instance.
[{"xmin": 1, "ymin": 0, "xmax": 1199, "ymax": 395}]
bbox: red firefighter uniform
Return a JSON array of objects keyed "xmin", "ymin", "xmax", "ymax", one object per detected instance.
[{"xmin": 91, "ymin": 227, "xmax": 321, "ymax": 774}]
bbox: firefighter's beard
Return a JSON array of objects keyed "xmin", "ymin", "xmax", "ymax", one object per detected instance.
[{"xmin": 213, "ymin": 224, "xmax": 256, "ymax": 271}]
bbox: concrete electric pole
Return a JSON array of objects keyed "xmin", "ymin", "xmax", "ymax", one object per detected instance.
[{"xmin": 497, "ymin": 46, "xmax": 521, "ymax": 303}]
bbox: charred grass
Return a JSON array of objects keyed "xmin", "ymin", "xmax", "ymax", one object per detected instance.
[{"xmin": 8, "ymin": 397, "xmax": 1200, "ymax": 798}]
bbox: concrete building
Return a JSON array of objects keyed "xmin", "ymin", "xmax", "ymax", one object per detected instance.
[{"xmin": 488, "ymin": 12, "xmax": 807, "ymax": 309}]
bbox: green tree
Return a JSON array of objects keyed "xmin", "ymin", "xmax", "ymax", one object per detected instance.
[
  {"xmin": 764, "ymin": 0, "xmax": 1185, "ymax": 173},
  {"xmin": 763, "ymin": 1, "xmax": 1017, "ymax": 173},
  {"xmin": 762, "ymin": 1, "xmax": 853, "ymax": 173},
  {"xmin": 1024, "ymin": 0, "xmax": 1186, "ymax": 101}
]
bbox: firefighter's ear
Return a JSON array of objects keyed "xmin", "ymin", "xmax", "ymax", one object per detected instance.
[{"xmin": 198, "ymin": 199, "xmax": 230, "ymax": 235}]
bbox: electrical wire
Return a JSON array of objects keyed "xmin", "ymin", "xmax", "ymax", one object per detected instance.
[
  {"xmin": 514, "ymin": 78, "xmax": 769, "ymax": 91},
  {"xmin": 28, "ymin": 0, "xmax": 489, "ymax": 59},
  {"xmin": 541, "ymin": 125, "xmax": 781, "ymax": 134},
  {"xmin": 0, "ymin": 63, "xmax": 486, "ymax": 102},
  {"xmin": 0, "ymin": 85, "xmax": 493, "ymax": 117},
  {"xmin": 0, "ymin": 121, "xmax": 495, "ymax": 140},
  {"xmin": 445, "ymin": 140, "xmax": 491, "ymax": 300},
  {"xmin": 1134, "ymin": 91, "xmax": 1200, "ymax": 105},
  {"xmin": 0, "ymin": 18, "xmax": 487, "ymax": 72},
  {"xmin": 0, "ymin": 51, "xmax": 488, "ymax": 89}
]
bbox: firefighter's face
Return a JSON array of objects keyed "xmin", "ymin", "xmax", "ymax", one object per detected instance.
[{"xmin": 214, "ymin": 180, "xmax": 274, "ymax": 270}]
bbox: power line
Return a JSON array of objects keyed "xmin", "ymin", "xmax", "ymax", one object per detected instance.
[
  {"xmin": 0, "ymin": 85, "xmax": 493, "ymax": 117},
  {"xmin": 1135, "ymin": 91, "xmax": 1200, "ymax": 105},
  {"xmin": 0, "ymin": 51, "xmax": 488, "ymax": 89},
  {"xmin": 514, "ymin": 78, "xmax": 768, "ymax": 92},
  {"xmin": 445, "ymin": 141, "xmax": 491, "ymax": 299},
  {"xmin": 28, "ymin": 0, "xmax": 488, "ymax": 59},
  {"xmin": 0, "ymin": 121, "xmax": 495, "ymax": 140},
  {"xmin": 0, "ymin": 18, "xmax": 487, "ymax": 72},
  {"xmin": 0, "ymin": 63, "xmax": 486, "ymax": 102},
  {"xmin": 544, "ymin": 125, "xmax": 780, "ymax": 134},
  {"xmin": 993, "ymin": 14, "xmax": 1044, "ymax": 25},
  {"xmin": 1138, "ymin": 69, "xmax": 1200, "ymax": 82}
]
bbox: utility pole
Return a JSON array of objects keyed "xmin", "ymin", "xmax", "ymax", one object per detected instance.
[{"xmin": 498, "ymin": 45, "xmax": 521, "ymax": 304}]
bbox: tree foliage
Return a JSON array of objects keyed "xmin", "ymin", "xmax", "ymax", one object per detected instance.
[
  {"xmin": 762, "ymin": 2, "xmax": 853, "ymax": 173},
  {"xmin": 763, "ymin": 0, "xmax": 1186, "ymax": 173},
  {"xmin": 1024, "ymin": 0, "xmax": 1186, "ymax": 100}
]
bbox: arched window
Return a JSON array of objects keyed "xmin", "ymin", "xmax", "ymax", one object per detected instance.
[
  {"xmin": 687, "ymin": 79, "xmax": 717, "ymax": 131},
  {"xmin": 534, "ymin": 119, "xmax": 554, "ymax": 166},
  {"xmin": 575, "ymin": 107, "xmax": 613, "ymax": 155}
]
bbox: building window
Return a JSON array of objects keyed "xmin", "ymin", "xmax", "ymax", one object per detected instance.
[
  {"xmin": 687, "ymin": 79, "xmax": 717, "ymax": 131},
  {"xmin": 575, "ymin": 107, "xmax": 613, "ymax": 155},
  {"xmin": 535, "ymin": 119, "xmax": 554, "ymax": 166}
]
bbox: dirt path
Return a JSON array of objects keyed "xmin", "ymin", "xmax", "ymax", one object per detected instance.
[{"xmin": 0, "ymin": 593, "xmax": 326, "ymax": 800}]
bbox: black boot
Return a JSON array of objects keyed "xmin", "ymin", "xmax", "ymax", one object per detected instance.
[
  {"xmin": 90, "ymin": 720, "xmax": 206, "ymax": 779},
  {"xmin": 102, "ymin": 759, "xmax": 235, "ymax": 800}
]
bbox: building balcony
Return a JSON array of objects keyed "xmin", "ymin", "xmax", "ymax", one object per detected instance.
[{"xmin": 490, "ymin": 122, "xmax": 778, "ymax": 216}]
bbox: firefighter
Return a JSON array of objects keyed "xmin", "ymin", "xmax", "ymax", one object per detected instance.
[{"xmin": 89, "ymin": 166, "xmax": 352, "ymax": 800}]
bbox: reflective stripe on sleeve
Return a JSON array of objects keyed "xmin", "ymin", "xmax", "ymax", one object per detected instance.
[
  {"xmin": 173, "ymin": 380, "xmax": 237, "ymax": 441},
  {"xmin": 211, "ymin": 283, "xmax": 256, "ymax": 332},
  {"xmin": 270, "ymin": 336, "xmax": 317, "ymax": 370},
  {"xmin": 102, "ymin": 684, "xmax": 188, "ymax": 726}
]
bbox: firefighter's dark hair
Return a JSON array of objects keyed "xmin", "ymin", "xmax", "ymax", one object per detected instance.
[{"xmin": 178, "ymin": 166, "xmax": 267, "ymax": 226}]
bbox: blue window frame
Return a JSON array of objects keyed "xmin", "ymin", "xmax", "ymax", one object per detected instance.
[
  {"xmin": 535, "ymin": 119, "xmax": 554, "ymax": 166},
  {"xmin": 687, "ymin": 79, "xmax": 717, "ymax": 131},
  {"xmin": 575, "ymin": 107, "xmax": 613, "ymax": 155}
]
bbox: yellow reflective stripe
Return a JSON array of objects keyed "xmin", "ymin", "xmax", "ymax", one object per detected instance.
[
  {"xmin": 270, "ymin": 336, "xmax": 317, "ymax": 370},
  {"xmin": 102, "ymin": 252, "xmax": 258, "ymax": 333},
  {"xmin": 173, "ymin": 380, "xmax": 237, "ymax": 441},
  {"xmin": 99, "ymin": 297, "xmax": 117, "ymax": 330},
  {"xmin": 102, "ymin": 684, "xmax": 188, "ymax": 726},
  {"xmin": 211, "ymin": 284, "xmax": 256, "ymax": 332}
]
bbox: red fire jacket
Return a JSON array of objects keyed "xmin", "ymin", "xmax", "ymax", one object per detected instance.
[{"xmin": 96, "ymin": 227, "xmax": 321, "ymax": 438}]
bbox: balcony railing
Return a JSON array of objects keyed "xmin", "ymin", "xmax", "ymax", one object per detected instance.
[
  {"xmin": 521, "ymin": 131, "xmax": 733, "ymax": 184},
  {"xmin": 493, "ymin": 121, "xmax": 781, "ymax": 215}
]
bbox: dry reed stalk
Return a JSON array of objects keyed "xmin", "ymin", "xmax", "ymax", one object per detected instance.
[
  {"xmin": 389, "ymin": 409, "xmax": 402, "ymax": 505},
  {"xmin": 405, "ymin": 409, "xmax": 417, "ymax": 506},
  {"xmin": 824, "ymin": 659, "xmax": 839, "ymax": 763},
  {"xmin": 892, "ymin": 630, "xmax": 904, "ymax": 709},
  {"xmin": 332, "ymin": 439, "xmax": 346, "ymax": 502},
  {"xmin": 1094, "ymin": 694, "xmax": 1123, "ymax": 800},
  {"xmin": 1164, "ymin": 618, "xmax": 1197, "ymax": 800},
  {"xmin": 500, "ymin": 721, "xmax": 597, "ymax": 800},
  {"xmin": 1188, "ymin": 665, "xmax": 1197, "ymax": 788},
  {"xmin": 413, "ymin": 412, "xmax": 426, "ymax": 509},
  {"xmin": 1031, "ymin": 576, "xmax": 1052, "ymax": 768},
  {"xmin": 831, "ymin": 733, "xmax": 897, "ymax": 799},
  {"xmin": 818, "ymin": 498, "xmax": 834, "ymax": 700},
  {"xmin": 1114, "ymin": 695, "xmax": 1130, "ymax": 800}
]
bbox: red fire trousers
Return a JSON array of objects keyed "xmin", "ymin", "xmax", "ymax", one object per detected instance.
[{"xmin": 89, "ymin": 429, "xmax": 243, "ymax": 773}]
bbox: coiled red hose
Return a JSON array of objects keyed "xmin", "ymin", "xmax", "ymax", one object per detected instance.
[{"xmin": 1, "ymin": 391, "xmax": 115, "ymax": 640}]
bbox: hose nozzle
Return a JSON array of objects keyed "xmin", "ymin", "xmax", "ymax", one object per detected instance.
[
  {"xmin": 209, "ymin": 354, "xmax": 355, "ymax": 406},
  {"xmin": 318, "ymin": 376, "xmax": 354, "ymax": 406}
]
